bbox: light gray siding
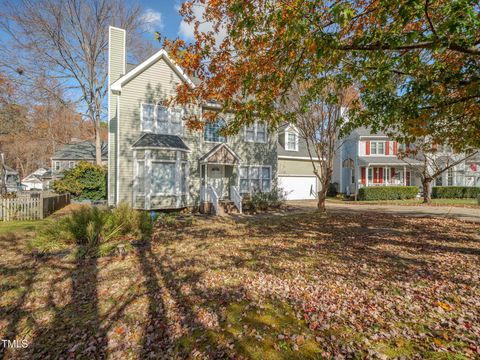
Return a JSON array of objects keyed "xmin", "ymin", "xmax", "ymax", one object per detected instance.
[{"xmin": 114, "ymin": 55, "xmax": 277, "ymax": 209}]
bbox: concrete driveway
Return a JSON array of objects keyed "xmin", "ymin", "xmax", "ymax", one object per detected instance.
[{"xmin": 287, "ymin": 200, "xmax": 480, "ymax": 223}]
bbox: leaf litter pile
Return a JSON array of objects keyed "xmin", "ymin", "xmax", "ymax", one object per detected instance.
[{"xmin": 1, "ymin": 209, "xmax": 479, "ymax": 359}]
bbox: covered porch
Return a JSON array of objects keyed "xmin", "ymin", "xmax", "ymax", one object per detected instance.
[
  {"xmin": 199, "ymin": 143, "xmax": 243, "ymax": 214},
  {"xmin": 353, "ymin": 156, "xmax": 423, "ymax": 194}
]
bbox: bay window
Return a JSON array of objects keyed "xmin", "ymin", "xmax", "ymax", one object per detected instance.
[
  {"xmin": 151, "ymin": 162, "xmax": 175, "ymax": 195},
  {"xmin": 134, "ymin": 149, "xmax": 189, "ymax": 209}
]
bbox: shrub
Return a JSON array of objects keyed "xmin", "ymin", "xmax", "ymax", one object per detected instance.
[
  {"xmin": 52, "ymin": 161, "xmax": 107, "ymax": 200},
  {"xmin": 358, "ymin": 186, "xmax": 419, "ymax": 201},
  {"xmin": 243, "ymin": 188, "xmax": 285, "ymax": 212},
  {"xmin": 327, "ymin": 183, "xmax": 338, "ymax": 197},
  {"xmin": 33, "ymin": 204, "xmax": 153, "ymax": 257},
  {"xmin": 431, "ymin": 186, "xmax": 480, "ymax": 199}
]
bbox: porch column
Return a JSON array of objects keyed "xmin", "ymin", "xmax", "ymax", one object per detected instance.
[
  {"xmin": 366, "ymin": 165, "xmax": 369, "ymax": 187},
  {"xmin": 175, "ymin": 151, "xmax": 181, "ymax": 208},
  {"xmin": 403, "ymin": 165, "xmax": 406, "ymax": 186},
  {"xmin": 205, "ymin": 163, "xmax": 208, "ymax": 201}
]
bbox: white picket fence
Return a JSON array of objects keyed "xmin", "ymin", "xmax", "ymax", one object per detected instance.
[{"xmin": 0, "ymin": 193, "xmax": 70, "ymax": 221}]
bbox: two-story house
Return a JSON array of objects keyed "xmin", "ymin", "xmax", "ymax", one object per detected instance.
[
  {"xmin": 335, "ymin": 127, "xmax": 423, "ymax": 196},
  {"xmin": 51, "ymin": 140, "xmax": 108, "ymax": 177},
  {"xmin": 108, "ymin": 27, "xmax": 277, "ymax": 213}
]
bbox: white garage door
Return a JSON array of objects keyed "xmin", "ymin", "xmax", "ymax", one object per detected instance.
[{"xmin": 278, "ymin": 176, "xmax": 317, "ymax": 200}]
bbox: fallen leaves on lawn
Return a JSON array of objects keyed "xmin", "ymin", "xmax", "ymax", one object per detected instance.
[{"xmin": 1, "ymin": 209, "xmax": 479, "ymax": 359}]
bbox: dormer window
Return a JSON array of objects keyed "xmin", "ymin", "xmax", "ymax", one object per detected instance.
[
  {"xmin": 285, "ymin": 132, "xmax": 298, "ymax": 151},
  {"xmin": 245, "ymin": 121, "xmax": 267, "ymax": 143},
  {"xmin": 140, "ymin": 103, "xmax": 183, "ymax": 135}
]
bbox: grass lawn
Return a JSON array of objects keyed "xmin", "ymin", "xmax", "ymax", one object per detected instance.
[
  {"xmin": 1, "ymin": 209, "xmax": 479, "ymax": 359},
  {"xmin": 328, "ymin": 197, "xmax": 479, "ymax": 207}
]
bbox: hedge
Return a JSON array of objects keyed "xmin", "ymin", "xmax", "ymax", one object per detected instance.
[
  {"xmin": 431, "ymin": 186, "xmax": 480, "ymax": 199},
  {"xmin": 358, "ymin": 186, "xmax": 419, "ymax": 201}
]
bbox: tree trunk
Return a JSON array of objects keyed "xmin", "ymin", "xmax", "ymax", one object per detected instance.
[
  {"xmin": 317, "ymin": 189, "xmax": 327, "ymax": 212},
  {"xmin": 422, "ymin": 178, "xmax": 432, "ymax": 204}
]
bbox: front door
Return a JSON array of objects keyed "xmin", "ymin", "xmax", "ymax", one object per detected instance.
[{"xmin": 208, "ymin": 165, "xmax": 224, "ymax": 199}]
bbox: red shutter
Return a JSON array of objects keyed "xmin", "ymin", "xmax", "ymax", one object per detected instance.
[
  {"xmin": 393, "ymin": 142, "xmax": 398, "ymax": 155},
  {"xmin": 385, "ymin": 141, "xmax": 390, "ymax": 155},
  {"xmin": 406, "ymin": 171, "xmax": 411, "ymax": 186},
  {"xmin": 366, "ymin": 141, "xmax": 370, "ymax": 155},
  {"xmin": 379, "ymin": 168, "xmax": 383, "ymax": 183},
  {"xmin": 373, "ymin": 168, "xmax": 377, "ymax": 183},
  {"xmin": 391, "ymin": 168, "xmax": 395, "ymax": 178},
  {"xmin": 361, "ymin": 167, "xmax": 366, "ymax": 184}
]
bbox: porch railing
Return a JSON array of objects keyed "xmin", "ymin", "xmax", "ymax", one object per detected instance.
[
  {"xmin": 230, "ymin": 186, "xmax": 242, "ymax": 214},
  {"xmin": 208, "ymin": 185, "xmax": 219, "ymax": 215}
]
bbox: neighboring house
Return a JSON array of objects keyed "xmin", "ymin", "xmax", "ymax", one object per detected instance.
[
  {"xmin": 21, "ymin": 168, "xmax": 53, "ymax": 191},
  {"xmin": 277, "ymin": 123, "xmax": 320, "ymax": 200},
  {"xmin": 51, "ymin": 140, "xmax": 108, "ymax": 176},
  {"xmin": 3, "ymin": 165, "xmax": 21, "ymax": 192},
  {"xmin": 433, "ymin": 150, "xmax": 480, "ymax": 187},
  {"xmin": 335, "ymin": 127, "xmax": 423, "ymax": 196},
  {"xmin": 108, "ymin": 27, "xmax": 277, "ymax": 212}
]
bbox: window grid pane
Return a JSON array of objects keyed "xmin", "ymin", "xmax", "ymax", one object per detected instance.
[
  {"xmin": 204, "ymin": 120, "xmax": 226, "ymax": 142},
  {"xmin": 142, "ymin": 104, "xmax": 155, "ymax": 132},
  {"xmin": 137, "ymin": 161, "xmax": 145, "ymax": 194},
  {"xmin": 152, "ymin": 162, "xmax": 175, "ymax": 195}
]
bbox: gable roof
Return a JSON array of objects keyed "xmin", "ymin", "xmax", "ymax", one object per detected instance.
[
  {"xmin": 111, "ymin": 49, "xmax": 195, "ymax": 92},
  {"xmin": 199, "ymin": 143, "xmax": 241, "ymax": 164},
  {"xmin": 52, "ymin": 141, "xmax": 108, "ymax": 160},
  {"xmin": 132, "ymin": 133, "xmax": 190, "ymax": 151}
]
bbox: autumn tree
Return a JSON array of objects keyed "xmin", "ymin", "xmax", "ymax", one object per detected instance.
[
  {"xmin": 161, "ymin": 0, "xmax": 478, "ymax": 150},
  {"xmin": 0, "ymin": 73, "xmax": 93, "ymax": 177},
  {"xmin": 281, "ymin": 82, "xmax": 355, "ymax": 211},
  {"xmin": 398, "ymin": 139, "xmax": 478, "ymax": 204},
  {"xmin": 0, "ymin": 0, "xmax": 144, "ymax": 164}
]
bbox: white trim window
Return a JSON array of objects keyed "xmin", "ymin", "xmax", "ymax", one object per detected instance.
[
  {"xmin": 141, "ymin": 103, "xmax": 155, "ymax": 132},
  {"xmin": 151, "ymin": 161, "xmax": 176, "ymax": 195},
  {"xmin": 370, "ymin": 141, "xmax": 385, "ymax": 155},
  {"xmin": 141, "ymin": 103, "xmax": 183, "ymax": 135},
  {"xmin": 285, "ymin": 132, "xmax": 299, "ymax": 151},
  {"xmin": 136, "ymin": 160, "xmax": 145, "ymax": 195},
  {"xmin": 204, "ymin": 119, "xmax": 226, "ymax": 143},
  {"xmin": 239, "ymin": 165, "xmax": 271, "ymax": 194},
  {"xmin": 68, "ymin": 161, "xmax": 75, "ymax": 169},
  {"xmin": 245, "ymin": 121, "xmax": 267, "ymax": 143},
  {"xmin": 54, "ymin": 161, "xmax": 61, "ymax": 171}
]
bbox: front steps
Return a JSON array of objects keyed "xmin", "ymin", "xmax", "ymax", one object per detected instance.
[
  {"xmin": 200, "ymin": 200, "xmax": 240, "ymax": 216},
  {"xmin": 217, "ymin": 200, "xmax": 240, "ymax": 216}
]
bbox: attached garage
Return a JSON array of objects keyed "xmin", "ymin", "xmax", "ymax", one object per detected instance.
[{"xmin": 278, "ymin": 176, "xmax": 317, "ymax": 200}]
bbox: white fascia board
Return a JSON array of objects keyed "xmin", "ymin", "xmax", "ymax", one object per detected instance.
[{"xmin": 111, "ymin": 49, "xmax": 195, "ymax": 92}]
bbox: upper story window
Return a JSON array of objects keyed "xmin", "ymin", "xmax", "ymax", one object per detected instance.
[
  {"xmin": 285, "ymin": 132, "xmax": 298, "ymax": 151},
  {"xmin": 204, "ymin": 119, "xmax": 226, "ymax": 143},
  {"xmin": 54, "ymin": 161, "xmax": 61, "ymax": 171},
  {"xmin": 370, "ymin": 141, "xmax": 385, "ymax": 155},
  {"xmin": 245, "ymin": 121, "xmax": 267, "ymax": 143},
  {"xmin": 141, "ymin": 103, "xmax": 183, "ymax": 135}
]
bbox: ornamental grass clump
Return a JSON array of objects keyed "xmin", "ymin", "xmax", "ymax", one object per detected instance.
[{"xmin": 32, "ymin": 204, "xmax": 153, "ymax": 257}]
